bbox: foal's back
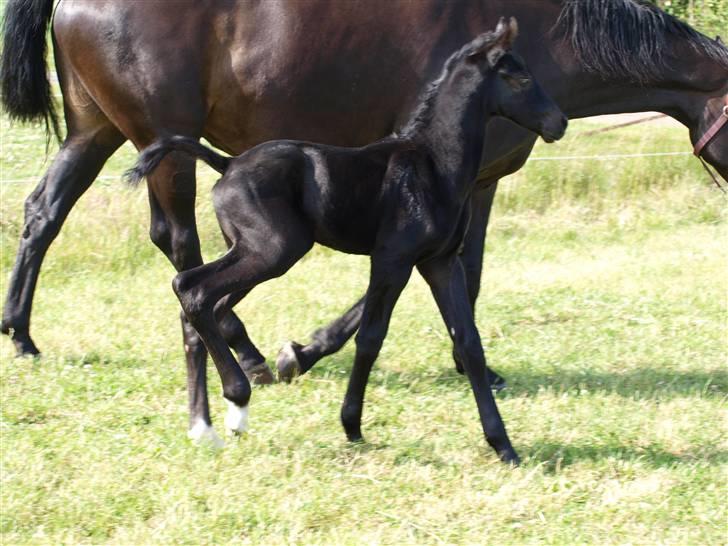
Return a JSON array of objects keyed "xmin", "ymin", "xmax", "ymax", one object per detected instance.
[{"xmin": 219, "ymin": 137, "xmax": 431, "ymax": 255}]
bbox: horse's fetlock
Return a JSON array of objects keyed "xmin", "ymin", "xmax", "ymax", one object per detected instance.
[
  {"xmin": 223, "ymin": 380, "xmax": 251, "ymax": 408},
  {"xmin": 341, "ymin": 401, "xmax": 363, "ymax": 440}
]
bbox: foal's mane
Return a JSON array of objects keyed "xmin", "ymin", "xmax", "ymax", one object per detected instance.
[
  {"xmin": 397, "ymin": 32, "xmax": 499, "ymax": 138},
  {"xmin": 553, "ymin": 0, "xmax": 728, "ymax": 84}
]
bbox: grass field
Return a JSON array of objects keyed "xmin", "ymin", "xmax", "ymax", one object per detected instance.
[{"xmin": 1, "ymin": 114, "xmax": 726, "ymax": 544}]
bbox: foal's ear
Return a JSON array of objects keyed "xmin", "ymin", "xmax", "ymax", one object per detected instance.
[
  {"xmin": 472, "ymin": 16, "xmax": 519, "ymax": 67},
  {"xmin": 493, "ymin": 16, "xmax": 518, "ymax": 47}
]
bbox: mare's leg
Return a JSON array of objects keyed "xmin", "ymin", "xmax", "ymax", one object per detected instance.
[
  {"xmin": 2, "ymin": 124, "xmax": 125, "ymax": 355},
  {"xmin": 418, "ymin": 255, "xmax": 518, "ymax": 464},
  {"xmin": 143, "ymin": 151, "xmax": 214, "ymax": 439},
  {"xmin": 340, "ymin": 261, "xmax": 412, "ymax": 442},
  {"xmin": 277, "ymin": 295, "xmax": 365, "ymax": 382}
]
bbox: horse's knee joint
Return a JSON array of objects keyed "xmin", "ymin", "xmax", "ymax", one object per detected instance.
[
  {"xmin": 149, "ymin": 219, "xmax": 171, "ymax": 253},
  {"xmin": 173, "ymin": 273, "xmax": 205, "ymax": 319}
]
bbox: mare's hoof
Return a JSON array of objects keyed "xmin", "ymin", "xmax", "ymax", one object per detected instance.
[
  {"xmin": 243, "ymin": 362, "xmax": 276, "ymax": 385},
  {"xmin": 276, "ymin": 341, "xmax": 303, "ymax": 383},
  {"xmin": 490, "ymin": 374, "xmax": 507, "ymax": 392},
  {"xmin": 12, "ymin": 333, "xmax": 41, "ymax": 358},
  {"xmin": 2, "ymin": 324, "xmax": 41, "ymax": 357},
  {"xmin": 346, "ymin": 433, "xmax": 364, "ymax": 443},
  {"xmin": 187, "ymin": 419, "xmax": 225, "ymax": 448}
]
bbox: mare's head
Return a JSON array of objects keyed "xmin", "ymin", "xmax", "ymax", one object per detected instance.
[{"xmin": 470, "ymin": 18, "xmax": 568, "ymax": 142}]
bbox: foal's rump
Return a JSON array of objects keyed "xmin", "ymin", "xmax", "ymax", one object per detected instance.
[{"xmin": 125, "ymin": 136, "xmax": 232, "ymax": 187}]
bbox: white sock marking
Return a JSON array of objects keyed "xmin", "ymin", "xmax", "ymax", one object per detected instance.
[
  {"xmin": 224, "ymin": 400, "xmax": 249, "ymax": 435},
  {"xmin": 187, "ymin": 419, "xmax": 225, "ymax": 448}
]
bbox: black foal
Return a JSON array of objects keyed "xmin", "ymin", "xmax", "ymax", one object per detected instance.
[{"xmin": 128, "ymin": 18, "xmax": 566, "ymax": 462}]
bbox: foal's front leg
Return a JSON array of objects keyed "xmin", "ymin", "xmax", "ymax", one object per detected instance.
[
  {"xmin": 340, "ymin": 262, "xmax": 412, "ymax": 442},
  {"xmin": 418, "ymin": 256, "xmax": 519, "ymax": 464}
]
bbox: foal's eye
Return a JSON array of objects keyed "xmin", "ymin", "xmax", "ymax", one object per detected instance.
[{"xmin": 500, "ymin": 72, "xmax": 530, "ymax": 90}]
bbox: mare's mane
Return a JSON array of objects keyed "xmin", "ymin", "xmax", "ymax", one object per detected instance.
[{"xmin": 553, "ymin": 0, "xmax": 728, "ymax": 84}]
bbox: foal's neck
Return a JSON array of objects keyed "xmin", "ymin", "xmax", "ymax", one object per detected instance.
[{"xmin": 402, "ymin": 65, "xmax": 492, "ymax": 200}]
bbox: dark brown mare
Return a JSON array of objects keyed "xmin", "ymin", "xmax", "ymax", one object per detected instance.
[{"xmin": 3, "ymin": 0, "xmax": 727, "ymax": 443}]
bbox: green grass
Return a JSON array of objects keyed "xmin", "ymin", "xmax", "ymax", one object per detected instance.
[{"xmin": 1, "ymin": 114, "xmax": 727, "ymax": 544}]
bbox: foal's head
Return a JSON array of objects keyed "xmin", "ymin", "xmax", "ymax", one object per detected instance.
[{"xmin": 467, "ymin": 18, "xmax": 568, "ymax": 142}]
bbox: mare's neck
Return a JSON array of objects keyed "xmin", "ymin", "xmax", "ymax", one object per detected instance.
[{"xmin": 550, "ymin": 30, "xmax": 728, "ymax": 134}]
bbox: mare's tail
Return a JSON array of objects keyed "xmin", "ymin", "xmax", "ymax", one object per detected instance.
[
  {"xmin": 125, "ymin": 136, "xmax": 232, "ymax": 187},
  {"xmin": 1, "ymin": 0, "xmax": 60, "ymax": 141}
]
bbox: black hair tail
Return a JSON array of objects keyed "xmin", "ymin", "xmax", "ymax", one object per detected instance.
[
  {"xmin": 125, "ymin": 136, "xmax": 231, "ymax": 187},
  {"xmin": 1, "ymin": 0, "xmax": 61, "ymax": 142}
]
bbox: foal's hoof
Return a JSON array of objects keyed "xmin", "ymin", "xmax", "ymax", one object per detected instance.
[
  {"xmin": 499, "ymin": 449, "xmax": 521, "ymax": 467},
  {"xmin": 276, "ymin": 341, "xmax": 303, "ymax": 383},
  {"xmin": 224, "ymin": 401, "xmax": 249, "ymax": 436},
  {"xmin": 243, "ymin": 362, "xmax": 276, "ymax": 385}
]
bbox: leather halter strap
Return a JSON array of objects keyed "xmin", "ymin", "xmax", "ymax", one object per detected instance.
[
  {"xmin": 693, "ymin": 95, "xmax": 728, "ymax": 157},
  {"xmin": 692, "ymin": 95, "xmax": 728, "ymax": 192}
]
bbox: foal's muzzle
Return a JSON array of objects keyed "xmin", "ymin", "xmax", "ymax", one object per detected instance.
[{"xmin": 540, "ymin": 113, "xmax": 568, "ymax": 143}]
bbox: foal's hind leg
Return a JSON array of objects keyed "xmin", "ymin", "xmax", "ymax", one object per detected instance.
[
  {"xmin": 143, "ymin": 151, "xmax": 274, "ymax": 443},
  {"xmin": 173, "ymin": 207, "xmax": 314, "ymax": 435},
  {"xmin": 2, "ymin": 125, "xmax": 125, "ymax": 356}
]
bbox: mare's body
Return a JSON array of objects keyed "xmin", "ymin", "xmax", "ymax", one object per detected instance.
[
  {"xmin": 2, "ymin": 0, "xmax": 727, "ymax": 440},
  {"xmin": 129, "ymin": 23, "xmax": 567, "ymax": 461}
]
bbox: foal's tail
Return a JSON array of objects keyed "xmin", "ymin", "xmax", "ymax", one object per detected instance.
[{"xmin": 125, "ymin": 136, "xmax": 232, "ymax": 187}]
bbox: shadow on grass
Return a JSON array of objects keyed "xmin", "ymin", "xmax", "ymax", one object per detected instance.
[
  {"xmin": 524, "ymin": 441, "xmax": 728, "ymax": 471},
  {"xmin": 307, "ymin": 350, "xmax": 727, "ymax": 399}
]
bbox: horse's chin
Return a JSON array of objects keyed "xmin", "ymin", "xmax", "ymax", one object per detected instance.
[{"xmin": 540, "ymin": 131, "xmax": 563, "ymax": 143}]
